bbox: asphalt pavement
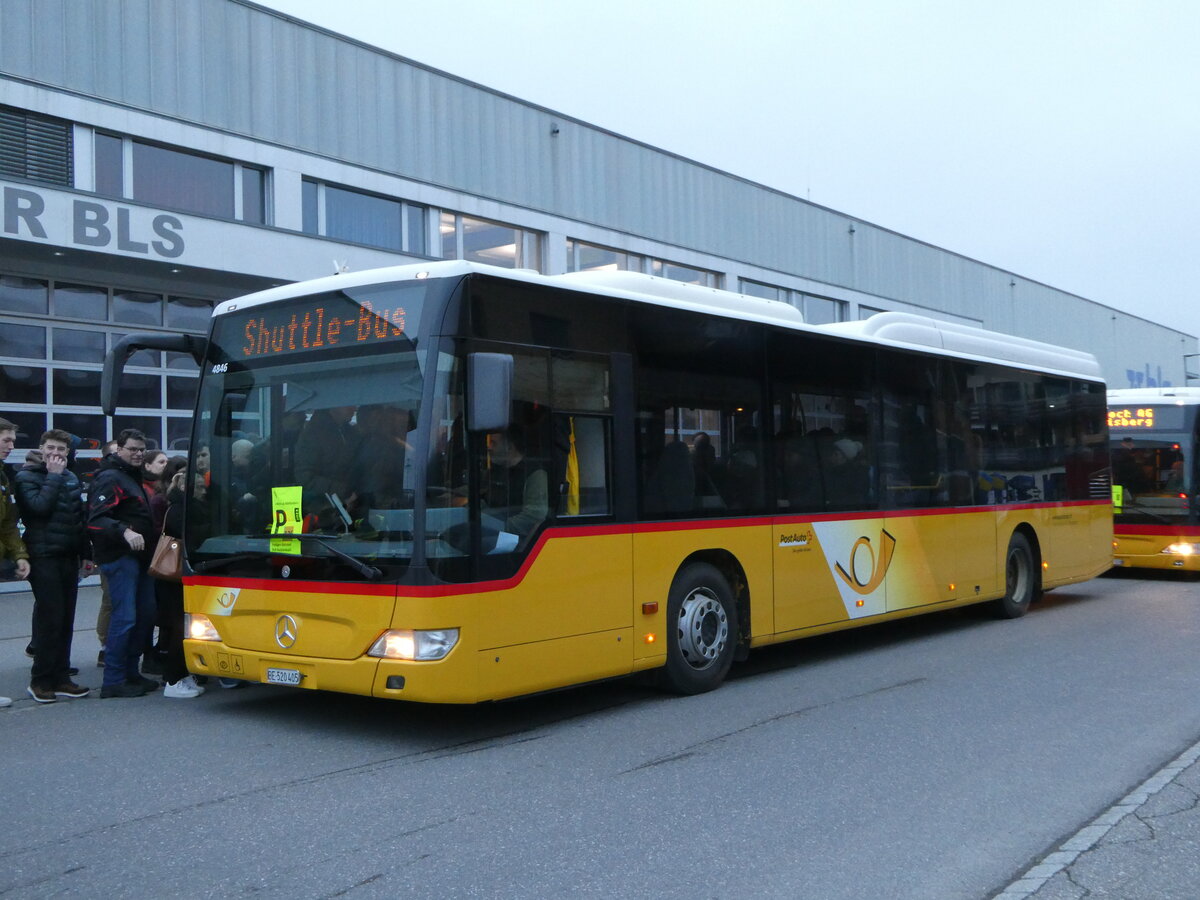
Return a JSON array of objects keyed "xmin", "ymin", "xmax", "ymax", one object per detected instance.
[{"xmin": 3, "ymin": 580, "xmax": 1200, "ymax": 898}]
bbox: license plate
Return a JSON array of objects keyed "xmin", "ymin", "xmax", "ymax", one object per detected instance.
[{"xmin": 266, "ymin": 667, "xmax": 302, "ymax": 686}]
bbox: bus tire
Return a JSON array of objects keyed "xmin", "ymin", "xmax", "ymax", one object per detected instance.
[
  {"xmin": 660, "ymin": 563, "xmax": 738, "ymax": 695},
  {"xmin": 994, "ymin": 532, "xmax": 1037, "ymax": 619}
]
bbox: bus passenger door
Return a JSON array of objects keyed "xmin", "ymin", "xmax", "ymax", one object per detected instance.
[{"xmin": 468, "ymin": 347, "xmax": 633, "ymax": 698}]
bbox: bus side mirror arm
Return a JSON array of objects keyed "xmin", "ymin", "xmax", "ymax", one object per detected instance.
[
  {"xmin": 102, "ymin": 333, "xmax": 209, "ymax": 416},
  {"xmin": 467, "ymin": 352, "xmax": 512, "ymax": 433}
]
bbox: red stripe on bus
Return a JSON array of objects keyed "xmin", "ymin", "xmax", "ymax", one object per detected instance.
[{"xmin": 186, "ymin": 498, "xmax": 1108, "ymax": 598}]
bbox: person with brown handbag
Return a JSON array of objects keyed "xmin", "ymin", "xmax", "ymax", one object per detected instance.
[{"xmin": 155, "ymin": 467, "xmax": 204, "ymax": 699}]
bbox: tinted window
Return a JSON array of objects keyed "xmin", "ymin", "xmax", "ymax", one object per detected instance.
[
  {"xmin": 634, "ymin": 306, "xmax": 765, "ymax": 516},
  {"xmin": 771, "ymin": 332, "xmax": 875, "ymax": 512},
  {"xmin": 133, "ymin": 142, "xmax": 233, "ymax": 218}
]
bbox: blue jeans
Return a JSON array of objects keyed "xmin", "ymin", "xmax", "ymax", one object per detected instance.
[{"xmin": 99, "ymin": 556, "xmax": 156, "ymax": 688}]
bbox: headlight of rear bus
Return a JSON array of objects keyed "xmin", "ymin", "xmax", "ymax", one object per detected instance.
[
  {"xmin": 367, "ymin": 629, "xmax": 459, "ymax": 661},
  {"xmin": 1163, "ymin": 543, "xmax": 1200, "ymax": 556},
  {"xmin": 185, "ymin": 613, "xmax": 221, "ymax": 641}
]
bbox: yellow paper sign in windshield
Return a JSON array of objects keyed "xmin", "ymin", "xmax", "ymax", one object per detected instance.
[
  {"xmin": 1111, "ymin": 484, "xmax": 1124, "ymax": 512},
  {"xmin": 271, "ymin": 486, "xmax": 303, "ymax": 555},
  {"xmin": 272, "ymin": 486, "xmax": 303, "ymax": 533}
]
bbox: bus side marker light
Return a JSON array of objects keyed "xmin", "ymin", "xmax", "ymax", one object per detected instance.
[
  {"xmin": 642, "ymin": 602, "xmax": 658, "ymax": 615},
  {"xmin": 645, "ymin": 633, "xmax": 656, "ymax": 644},
  {"xmin": 185, "ymin": 614, "xmax": 220, "ymax": 642},
  {"xmin": 368, "ymin": 628, "xmax": 459, "ymax": 661},
  {"xmin": 1042, "ymin": 562, "xmax": 1049, "ymax": 570},
  {"xmin": 948, "ymin": 583, "xmax": 956, "ymax": 592},
  {"xmin": 855, "ymin": 600, "xmax": 864, "ymax": 607}
]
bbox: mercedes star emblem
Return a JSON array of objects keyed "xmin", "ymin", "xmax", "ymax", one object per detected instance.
[{"xmin": 275, "ymin": 614, "xmax": 298, "ymax": 649}]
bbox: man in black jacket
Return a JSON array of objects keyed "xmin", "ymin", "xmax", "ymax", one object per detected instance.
[
  {"xmin": 15, "ymin": 430, "xmax": 94, "ymax": 702},
  {"xmin": 86, "ymin": 429, "xmax": 159, "ymax": 699}
]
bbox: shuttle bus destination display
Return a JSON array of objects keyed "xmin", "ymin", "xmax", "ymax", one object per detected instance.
[{"xmin": 1108, "ymin": 405, "xmax": 1185, "ymax": 431}]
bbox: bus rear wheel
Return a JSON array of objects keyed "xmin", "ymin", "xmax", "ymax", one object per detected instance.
[
  {"xmin": 660, "ymin": 563, "xmax": 738, "ymax": 695},
  {"xmin": 994, "ymin": 532, "xmax": 1037, "ymax": 619}
]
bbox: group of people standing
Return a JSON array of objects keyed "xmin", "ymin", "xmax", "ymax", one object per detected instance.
[{"xmin": 0, "ymin": 417, "xmax": 206, "ymax": 708}]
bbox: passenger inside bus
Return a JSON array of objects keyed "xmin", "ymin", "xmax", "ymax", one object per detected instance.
[
  {"xmin": 821, "ymin": 437, "xmax": 862, "ymax": 506},
  {"xmin": 483, "ymin": 427, "xmax": 549, "ymax": 547},
  {"xmin": 645, "ymin": 439, "xmax": 696, "ymax": 514},
  {"xmin": 294, "ymin": 405, "xmax": 361, "ymax": 501},
  {"xmin": 352, "ymin": 403, "xmax": 414, "ymax": 512}
]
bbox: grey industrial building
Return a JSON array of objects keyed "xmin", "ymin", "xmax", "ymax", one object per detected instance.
[{"xmin": 0, "ymin": 0, "xmax": 1194, "ymax": 459}]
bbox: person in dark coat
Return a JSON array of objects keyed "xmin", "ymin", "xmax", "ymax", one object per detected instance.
[
  {"xmin": 154, "ymin": 467, "xmax": 204, "ymax": 699},
  {"xmin": 86, "ymin": 428, "xmax": 159, "ymax": 699},
  {"xmin": 15, "ymin": 429, "xmax": 94, "ymax": 702}
]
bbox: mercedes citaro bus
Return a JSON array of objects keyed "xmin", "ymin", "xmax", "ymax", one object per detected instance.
[
  {"xmin": 1108, "ymin": 387, "xmax": 1200, "ymax": 572},
  {"xmin": 103, "ymin": 261, "xmax": 1113, "ymax": 702}
]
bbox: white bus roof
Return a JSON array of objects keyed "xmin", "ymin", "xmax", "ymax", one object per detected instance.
[
  {"xmin": 217, "ymin": 260, "xmax": 1103, "ymax": 382},
  {"xmin": 1108, "ymin": 387, "xmax": 1200, "ymax": 405}
]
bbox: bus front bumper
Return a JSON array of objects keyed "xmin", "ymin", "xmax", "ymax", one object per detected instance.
[
  {"xmin": 1113, "ymin": 535, "xmax": 1200, "ymax": 572},
  {"xmin": 183, "ymin": 639, "xmax": 482, "ymax": 703}
]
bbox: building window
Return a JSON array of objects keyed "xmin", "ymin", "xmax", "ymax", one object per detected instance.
[
  {"xmin": 739, "ymin": 280, "xmax": 782, "ymax": 302},
  {"xmin": 0, "ymin": 277, "xmax": 210, "ymax": 452},
  {"xmin": 804, "ymin": 294, "xmax": 844, "ymax": 325},
  {"xmin": 94, "ymin": 133, "xmax": 267, "ymax": 224},
  {"xmin": 567, "ymin": 239, "xmax": 717, "ymax": 286},
  {"xmin": 0, "ymin": 275, "xmax": 49, "ymax": 315},
  {"xmin": 738, "ymin": 278, "xmax": 847, "ymax": 325},
  {"xmin": 650, "ymin": 259, "xmax": 719, "ymax": 287},
  {"xmin": 301, "ymin": 179, "xmax": 427, "ymax": 255},
  {"xmin": 440, "ymin": 212, "xmax": 542, "ymax": 271},
  {"xmin": 566, "ymin": 239, "xmax": 645, "ymax": 274},
  {"xmin": 0, "ymin": 105, "xmax": 73, "ymax": 187}
]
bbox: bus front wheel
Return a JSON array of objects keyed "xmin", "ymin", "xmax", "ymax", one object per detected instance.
[
  {"xmin": 994, "ymin": 532, "xmax": 1038, "ymax": 619},
  {"xmin": 660, "ymin": 563, "xmax": 738, "ymax": 695}
]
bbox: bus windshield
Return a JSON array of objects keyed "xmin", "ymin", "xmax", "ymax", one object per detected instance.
[
  {"xmin": 185, "ymin": 278, "xmax": 453, "ymax": 578},
  {"xmin": 1111, "ymin": 432, "xmax": 1190, "ymax": 521}
]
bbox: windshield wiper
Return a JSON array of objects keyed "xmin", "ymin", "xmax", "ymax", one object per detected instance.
[
  {"xmin": 192, "ymin": 550, "xmax": 275, "ymax": 574},
  {"xmin": 191, "ymin": 539, "xmax": 383, "ymax": 580},
  {"xmin": 289, "ymin": 534, "xmax": 383, "ymax": 581},
  {"xmin": 1119, "ymin": 502, "xmax": 1186, "ymax": 524}
]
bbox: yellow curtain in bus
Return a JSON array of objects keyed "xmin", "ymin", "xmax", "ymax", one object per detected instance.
[{"xmin": 566, "ymin": 417, "xmax": 580, "ymax": 515}]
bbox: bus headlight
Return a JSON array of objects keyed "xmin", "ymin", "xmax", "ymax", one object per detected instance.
[
  {"xmin": 1163, "ymin": 543, "xmax": 1200, "ymax": 556},
  {"xmin": 368, "ymin": 629, "xmax": 459, "ymax": 661},
  {"xmin": 185, "ymin": 613, "xmax": 221, "ymax": 641}
]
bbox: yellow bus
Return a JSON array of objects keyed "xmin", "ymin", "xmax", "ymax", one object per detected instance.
[
  {"xmin": 104, "ymin": 261, "xmax": 1113, "ymax": 702},
  {"xmin": 1108, "ymin": 387, "xmax": 1200, "ymax": 572}
]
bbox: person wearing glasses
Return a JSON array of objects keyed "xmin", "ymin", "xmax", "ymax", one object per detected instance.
[{"xmin": 86, "ymin": 429, "xmax": 160, "ymax": 699}]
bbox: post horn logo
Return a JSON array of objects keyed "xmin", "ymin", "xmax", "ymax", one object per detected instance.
[
  {"xmin": 275, "ymin": 614, "xmax": 298, "ymax": 649},
  {"xmin": 835, "ymin": 530, "xmax": 897, "ymax": 595}
]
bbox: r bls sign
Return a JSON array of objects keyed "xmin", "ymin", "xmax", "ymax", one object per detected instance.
[{"xmin": 3, "ymin": 185, "xmax": 185, "ymax": 259}]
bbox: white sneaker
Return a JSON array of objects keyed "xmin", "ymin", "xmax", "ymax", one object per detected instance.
[
  {"xmin": 163, "ymin": 678, "xmax": 202, "ymax": 699},
  {"xmin": 180, "ymin": 675, "xmax": 205, "ymax": 696},
  {"xmin": 0, "ymin": 696, "xmax": 11, "ymax": 709}
]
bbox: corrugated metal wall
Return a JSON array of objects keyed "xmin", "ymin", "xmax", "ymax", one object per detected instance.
[{"xmin": 0, "ymin": 0, "xmax": 1190, "ymax": 383}]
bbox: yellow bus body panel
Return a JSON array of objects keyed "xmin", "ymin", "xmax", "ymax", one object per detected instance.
[
  {"xmin": 184, "ymin": 502, "xmax": 1110, "ymax": 703},
  {"xmin": 631, "ymin": 521, "xmax": 774, "ymax": 659},
  {"xmin": 1113, "ymin": 530, "xmax": 1200, "ymax": 572}
]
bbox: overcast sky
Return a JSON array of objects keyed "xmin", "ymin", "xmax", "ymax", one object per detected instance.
[{"xmin": 256, "ymin": 0, "xmax": 1200, "ymax": 342}]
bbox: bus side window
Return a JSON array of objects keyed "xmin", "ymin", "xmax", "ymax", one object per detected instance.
[{"xmin": 558, "ymin": 414, "xmax": 611, "ymax": 516}]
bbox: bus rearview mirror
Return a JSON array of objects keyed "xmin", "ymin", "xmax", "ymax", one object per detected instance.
[{"xmin": 467, "ymin": 353, "xmax": 513, "ymax": 433}]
